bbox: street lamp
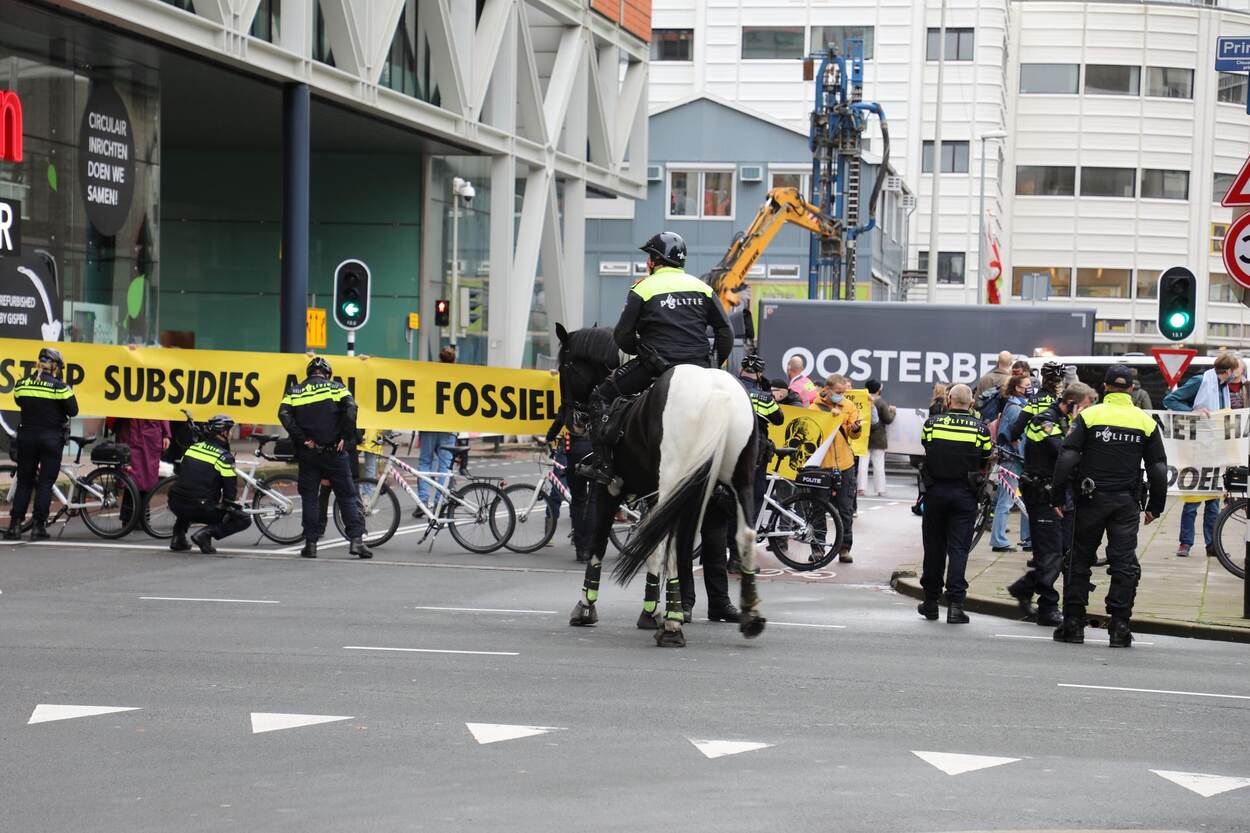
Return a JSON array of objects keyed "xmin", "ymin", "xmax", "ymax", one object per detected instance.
[
  {"xmin": 450, "ymin": 176, "xmax": 475, "ymax": 346},
  {"xmin": 977, "ymin": 130, "xmax": 1009, "ymax": 305}
]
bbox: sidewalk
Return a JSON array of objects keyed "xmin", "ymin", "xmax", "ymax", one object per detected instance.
[{"xmin": 891, "ymin": 499, "xmax": 1250, "ymax": 643}]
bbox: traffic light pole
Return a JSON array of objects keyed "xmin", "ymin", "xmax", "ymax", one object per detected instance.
[
  {"xmin": 450, "ymin": 193, "xmax": 461, "ymax": 347},
  {"xmin": 346, "ymin": 330, "xmax": 355, "ymax": 358}
]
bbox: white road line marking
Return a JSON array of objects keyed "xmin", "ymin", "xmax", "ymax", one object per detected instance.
[
  {"xmin": 343, "ymin": 646, "xmax": 519, "ymax": 656},
  {"xmin": 250, "ymin": 712, "xmax": 353, "ymax": 734},
  {"xmin": 410, "ymin": 606, "xmax": 556, "ymax": 614},
  {"xmin": 1059, "ymin": 684, "xmax": 1250, "ymax": 700},
  {"xmin": 912, "ymin": 750, "xmax": 1020, "ymax": 775},
  {"xmin": 28, "ymin": 704, "xmax": 141, "ymax": 724},
  {"xmin": 31, "ymin": 541, "xmax": 262, "ymax": 555},
  {"xmin": 690, "ymin": 739, "xmax": 773, "ymax": 759},
  {"xmin": 141, "ymin": 596, "xmax": 280, "ymax": 604},
  {"xmin": 994, "ymin": 634, "xmax": 1153, "ymax": 645},
  {"xmin": 770, "ymin": 621, "xmax": 848, "ymax": 629},
  {"xmin": 466, "ymin": 723, "xmax": 562, "ymax": 744},
  {"xmin": 1151, "ymin": 769, "xmax": 1250, "ymax": 798},
  {"xmin": 277, "ymin": 524, "xmax": 426, "ymax": 554}
]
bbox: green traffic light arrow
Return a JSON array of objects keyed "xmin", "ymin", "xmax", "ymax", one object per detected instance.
[{"xmin": 342, "ymin": 301, "xmax": 361, "ymax": 318}]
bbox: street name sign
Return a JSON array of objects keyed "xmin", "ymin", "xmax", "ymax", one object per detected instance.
[{"xmin": 1216, "ymin": 37, "xmax": 1250, "ymax": 71}]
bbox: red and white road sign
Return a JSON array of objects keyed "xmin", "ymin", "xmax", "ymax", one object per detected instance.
[
  {"xmin": 1222, "ymin": 212, "xmax": 1250, "ymax": 290},
  {"xmin": 1152, "ymin": 347, "xmax": 1198, "ymax": 389},
  {"xmin": 1223, "ymin": 155, "xmax": 1250, "ymax": 206}
]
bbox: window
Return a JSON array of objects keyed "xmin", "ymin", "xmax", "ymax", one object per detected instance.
[
  {"xmin": 1136, "ymin": 319, "xmax": 1159, "ymax": 336},
  {"xmin": 926, "ymin": 28, "xmax": 974, "ymax": 61},
  {"xmin": 1218, "ymin": 72, "xmax": 1247, "ymax": 105},
  {"xmin": 1012, "ymin": 267, "xmax": 1071, "ymax": 298},
  {"xmin": 917, "ymin": 251, "xmax": 966, "ymax": 284},
  {"xmin": 1015, "ymin": 166, "xmax": 1076, "ymax": 196},
  {"xmin": 1080, "ymin": 167, "xmax": 1135, "ymax": 198},
  {"xmin": 741, "ymin": 27, "xmax": 804, "ymax": 60},
  {"xmin": 248, "ymin": 0, "xmax": 280, "ymax": 41},
  {"xmin": 1212, "ymin": 222, "xmax": 1229, "ymax": 256},
  {"xmin": 1095, "ymin": 319, "xmax": 1131, "ymax": 334},
  {"xmin": 921, "ymin": 141, "xmax": 970, "ymax": 173},
  {"xmin": 1076, "ymin": 268, "xmax": 1132, "ymax": 298},
  {"xmin": 1210, "ymin": 322, "xmax": 1244, "ymax": 339},
  {"xmin": 668, "ymin": 170, "xmax": 734, "ymax": 219},
  {"xmin": 1210, "ymin": 272, "xmax": 1242, "ymax": 303},
  {"xmin": 1136, "ymin": 271, "xmax": 1158, "ymax": 299},
  {"xmin": 1085, "ymin": 65, "xmax": 1139, "ymax": 96},
  {"xmin": 770, "ymin": 171, "xmax": 808, "ymax": 193},
  {"xmin": 651, "ymin": 29, "xmax": 693, "ymax": 62},
  {"xmin": 1019, "ymin": 64, "xmax": 1079, "ymax": 94},
  {"xmin": 1146, "ymin": 67, "xmax": 1193, "ymax": 99},
  {"xmin": 811, "ymin": 26, "xmax": 874, "ymax": 60},
  {"xmin": 1215, "ymin": 172, "xmax": 1236, "ymax": 202},
  {"xmin": 1141, "ymin": 169, "xmax": 1189, "ymax": 200}
]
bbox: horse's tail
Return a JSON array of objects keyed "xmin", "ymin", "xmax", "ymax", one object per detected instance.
[{"xmin": 612, "ymin": 389, "xmax": 730, "ymax": 586}]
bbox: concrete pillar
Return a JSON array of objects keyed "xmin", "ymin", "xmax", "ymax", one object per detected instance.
[{"xmin": 280, "ymin": 82, "xmax": 310, "ymax": 354}]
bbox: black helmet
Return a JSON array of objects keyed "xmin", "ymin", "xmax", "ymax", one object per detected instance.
[
  {"xmin": 639, "ymin": 231, "xmax": 687, "ymax": 268},
  {"xmin": 307, "ymin": 356, "xmax": 332, "ymax": 377},
  {"xmin": 741, "ymin": 353, "xmax": 766, "ymax": 375},
  {"xmin": 1040, "ymin": 361, "xmax": 1065, "ymax": 385},
  {"xmin": 205, "ymin": 414, "xmax": 235, "ymax": 436},
  {"xmin": 38, "ymin": 347, "xmax": 64, "ymax": 371}
]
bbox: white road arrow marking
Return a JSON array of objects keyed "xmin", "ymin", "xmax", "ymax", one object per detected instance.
[
  {"xmin": 250, "ymin": 713, "xmax": 353, "ymax": 734},
  {"xmin": 689, "ymin": 739, "xmax": 774, "ymax": 759},
  {"xmin": 1151, "ymin": 769, "xmax": 1250, "ymax": 798},
  {"xmin": 465, "ymin": 722, "xmax": 562, "ymax": 744},
  {"xmin": 912, "ymin": 750, "xmax": 1021, "ymax": 775},
  {"xmin": 28, "ymin": 704, "xmax": 140, "ymax": 725}
]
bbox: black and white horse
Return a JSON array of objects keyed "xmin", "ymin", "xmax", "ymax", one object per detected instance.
[{"xmin": 554, "ymin": 324, "xmax": 765, "ymax": 647}]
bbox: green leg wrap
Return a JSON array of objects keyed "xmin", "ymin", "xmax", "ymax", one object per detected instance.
[
  {"xmin": 664, "ymin": 576, "xmax": 684, "ymax": 621},
  {"xmin": 583, "ymin": 560, "xmax": 603, "ymax": 604}
]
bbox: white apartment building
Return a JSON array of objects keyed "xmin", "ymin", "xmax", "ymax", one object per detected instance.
[{"xmin": 649, "ymin": 0, "xmax": 1250, "ymax": 352}]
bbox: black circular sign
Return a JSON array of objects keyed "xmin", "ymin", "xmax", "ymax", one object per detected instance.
[{"xmin": 78, "ymin": 83, "xmax": 135, "ymax": 237}]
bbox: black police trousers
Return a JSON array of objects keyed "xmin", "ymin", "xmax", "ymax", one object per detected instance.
[
  {"xmin": 1065, "ymin": 491, "xmax": 1141, "ymax": 618},
  {"xmin": 1011, "ymin": 496, "xmax": 1074, "ymax": 613},
  {"xmin": 297, "ymin": 447, "xmax": 363, "ymax": 542},
  {"xmin": 170, "ymin": 494, "xmax": 251, "ymax": 540},
  {"xmin": 11, "ymin": 431, "xmax": 64, "ymax": 524},
  {"xmin": 920, "ymin": 480, "xmax": 978, "ymax": 605},
  {"xmin": 681, "ymin": 498, "xmax": 734, "ymax": 612}
]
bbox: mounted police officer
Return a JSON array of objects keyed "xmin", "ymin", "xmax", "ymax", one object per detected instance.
[
  {"xmin": 6, "ymin": 347, "xmax": 78, "ymax": 541},
  {"xmin": 1051, "ymin": 364, "xmax": 1167, "ymax": 648},
  {"xmin": 278, "ymin": 357, "xmax": 370, "ymax": 560},
  {"xmin": 169, "ymin": 414, "xmax": 251, "ymax": 554},
  {"xmin": 1006, "ymin": 382, "xmax": 1096, "ymax": 626},
  {"xmin": 580, "ymin": 231, "xmax": 733, "ymax": 493}
]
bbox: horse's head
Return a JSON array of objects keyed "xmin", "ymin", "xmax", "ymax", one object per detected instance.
[{"xmin": 555, "ymin": 322, "xmax": 618, "ymax": 408}]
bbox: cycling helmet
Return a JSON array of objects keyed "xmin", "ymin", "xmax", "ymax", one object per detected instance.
[
  {"xmin": 639, "ymin": 231, "xmax": 688, "ymax": 268},
  {"xmin": 38, "ymin": 347, "xmax": 64, "ymax": 371},
  {"xmin": 307, "ymin": 356, "xmax": 333, "ymax": 378},
  {"xmin": 1040, "ymin": 361, "xmax": 1065, "ymax": 386},
  {"xmin": 205, "ymin": 414, "xmax": 235, "ymax": 436},
  {"xmin": 741, "ymin": 353, "xmax": 766, "ymax": 375}
]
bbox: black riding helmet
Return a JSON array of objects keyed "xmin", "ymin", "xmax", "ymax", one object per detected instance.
[
  {"xmin": 38, "ymin": 347, "xmax": 64, "ymax": 373},
  {"xmin": 307, "ymin": 356, "xmax": 333, "ymax": 378},
  {"xmin": 639, "ymin": 231, "xmax": 687, "ymax": 269},
  {"xmin": 741, "ymin": 353, "xmax": 766, "ymax": 375},
  {"xmin": 1040, "ymin": 361, "xmax": 1065, "ymax": 386},
  {"xmin": 205, "ymin": 414, "xmax": 235, "ymax": 437}
]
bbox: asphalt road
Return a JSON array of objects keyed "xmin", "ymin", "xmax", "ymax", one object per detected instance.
[{"xmin": 1, "ymin": 465, "xmax": 1247, "ymax": 833}]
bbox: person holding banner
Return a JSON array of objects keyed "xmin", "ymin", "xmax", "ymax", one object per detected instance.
[
  {"xmin": 5, "ymin": 347, "xmax": 78, "ymax": 541},
  {"xmin": 169, "ymin": 415, "xmax": 251, "ymax": 554},
  {"xmin": 812, "ymin": 375, "xmax": 862, "ymax": 564}
]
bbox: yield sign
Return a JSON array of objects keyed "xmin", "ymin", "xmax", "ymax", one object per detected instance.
[
  {"xmin": 1152, "ymin": 347, "xmax": 1197, "ymax": 388},
  {"xmin": 1222, "ymin": 155, "xmax": 1250, "ymax": 206}
]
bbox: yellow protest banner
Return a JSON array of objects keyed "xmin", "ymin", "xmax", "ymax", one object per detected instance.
[
  {"xmin": 764, "ymin": 392, "xmax": 871, "ymax": 480},
  {"xmin": 0, "ymin": 338, "xmax": 560, "ymax": 435}
]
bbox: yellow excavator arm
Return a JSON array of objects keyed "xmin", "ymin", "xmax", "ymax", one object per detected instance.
[{"xmin": 704, "ymin": 187, "xmax": 842, "ymax": 312}]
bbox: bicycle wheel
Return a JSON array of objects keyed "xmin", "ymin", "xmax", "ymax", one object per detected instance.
[
  {"xmin": 252, "ymin": 474, "xmax": 305, "ymax": 545},
  {"xmin": 609, "ymin": 496, "xmax": 651, "ymax": 552},
  {"xmin": 764, "ymin": 492, "xmax": 843, "ymax": 571},
  {"xmin": 502, "ymin": 482, "xmax": 557, "ymax": 553},
  {"xmin": 446, "ymin": 482, "xmax": 515, "ymax": 554},
  {"xmin": 1213, "ymin": 498, "xmax": 1248, "ymax": 580},
  {"xmin": 969, "ymin": 493, "xmax": 994, "ymax": 552},
  {"xmin": 142, "ymin": 476, "xmax": 178, "ymax": 538},
  {"xmin": 78, "ymin": 467, "xmax": 141, "ymax": 539},
  {"xmin": 332, "ymin": 477, "xmax": 401, "ymax": 547}
]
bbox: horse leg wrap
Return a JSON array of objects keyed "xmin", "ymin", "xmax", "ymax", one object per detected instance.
[
  {"xmin": 581, "ymin": 560, "xmax": 603, "ymax": 606},
  {"xmin": 664, "ymin": 577, "xmax": 684, "ymax": 623},
  {"xmin": 636, "ymin": 573, "xmax": 661, "ymax": 629}
]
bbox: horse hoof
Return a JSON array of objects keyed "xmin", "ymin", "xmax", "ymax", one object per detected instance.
[
  {"xmin": 569, "ymin": 601, "xmax": 598, "ymax": 626},
  {"xmin": 740, "ymin": 615, "xmax": 767, "ymax": 640},
  {"xmin": 654, "ymin": 628, "xmax": 686, "ymax": 648},
  {"xmin": 636, "ymin": 610, "xmax": 659, "ymax": 630}
]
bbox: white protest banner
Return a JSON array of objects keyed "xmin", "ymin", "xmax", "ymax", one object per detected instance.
[{"xmin": 1151, "ymin": 409, "xmax": 1250, "ymax": 496}]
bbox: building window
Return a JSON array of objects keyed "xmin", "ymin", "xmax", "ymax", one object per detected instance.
[
  {"xmin": 811, "ymin": 26, "xmax": 874, "ymax": 60},
  {"xmin": 922, "ymin": 140, "xmax": 970, "ymax": 173},
  {"xmin": 1136, "ymin": 319, "xmax": 1159, "ymax": 336},
  {"xmin": 1012, "ymin": 267, "xmax": 1072, "ymax": 298},
  {"xmin": 668, "ymin": 170, "xmax": 734, "ymax": 219},
  {"xmin": 1019, "ymin": 64, "xmax": 1079, "ymax": 94},
  {"xmin": 1218, "ymin": 72, "xmax": 1248, "ymax": 106},
  {"xmin": 1095, "ymin": 318, "xmax": 1131, "ymax": 334},
  {"xmin": 651, "ymin": 29, "xmax": 693, "ymax": 62},
  {"xmin": 917, "ymin": 251, "xmax": 966, "ymax": 284},
  {"xmin": 1210, "ymin": 323, "xmax": 1244, "ymax": 339},
  {"xmin": 1146, "ymin": 66, "xmax": 1193, "ymax": 99},
  {"xmin": 1085, "ymin": 65, "xmax": 1139, "ymax": 96},
  {"xmin": 770, "ymin": 171, "xmax": 809, "ymax": 193},
  {"xmin": 1136, "ymin": 271, "xmax": 1158, "ymax": 299},
  {"xmin": 1212, "ymin": 222, "xmax": 1230, "ymax": 256},
  {"xmin": 1015, "ymin": 166, "xmax": 1076, "ymax": 196},
  {"xmin": 1076, "ymin": 268, "xmax": 1132, "ymax": 298},
  {"xmin": 1080, "ymin": 167, "xmax": 1135, "ymax": 198},
  {"xmin": 248, "ymin": 0, "xmax": 280, "ymax": 41},
  {"xmin": 1210, "ymin": 272, "xmax": 1242, "ymax": 303},
  {"xmin": 741, "ymin": 27, "xmax": 805, "ymax": 60},
  {"xmin": 1215, "ymin": 172, "xmax": 1236, "ymax": 202},
  {"xmin": 926, "ymin": 28, "xmax": 974, "ymax": 61},
  {"xmin": 1141, "ymin": 169, "xmax": 1189, "ymax": 200}
]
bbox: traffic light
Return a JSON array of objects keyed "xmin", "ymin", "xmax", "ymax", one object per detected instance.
[
  {"xmin": 434, "ymin": 298, "xmax": 450, "ymax": 327},
  {"xmin": 1157, "ymin": 266, "xmax": 1196, "ymax": 342},
  {"xmin": 460, "ymin": 286, "xmax": 485, "ymax": 332},
  {"xmin": 332, "ymin": 259, "xmax": 371, "ymax": 330}
]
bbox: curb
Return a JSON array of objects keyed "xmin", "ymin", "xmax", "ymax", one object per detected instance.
[{"xmin": 888, "ymin": 570, "xmax": 1250, "ymax": 645}]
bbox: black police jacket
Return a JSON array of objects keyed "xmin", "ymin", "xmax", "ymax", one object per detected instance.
[
  {"xmin": 1051, "ymin": 392, "xmax": 1166, "ymax": 513},
  {"xmin": 920, "ymin": 409, "xmax": 992, "ymax": 483},
  {"xmin": 278, "ymin": 375, "xmax": 359, "ymax": 447},
  {"xmin": 613, "ymin": 267, "xmax": 733, "ymax": 367},
  {"xmin": 13, "ymin": 371, "xmax": 78, "ymax": 435},
  {"xmin": 1006, "ymin": 389, "xmax": 1058, "ymax": 443},
  {"xmin": 172, "ymin": 438, "xmax": 238, "ymax": 504},
  {"xmin": 1022, "ymin": 403, "xmax": 1068, "ymax": 481}
]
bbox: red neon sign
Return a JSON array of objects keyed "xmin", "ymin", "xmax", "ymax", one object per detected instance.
[{"xmin": 0, "ymin": 90, "xmax": 22, "ymax": 163}]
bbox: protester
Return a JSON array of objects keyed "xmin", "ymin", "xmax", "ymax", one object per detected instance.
[
  {"xmin": 975, "ymin": 351, "xmax": 1013, "ymax": 396},
  {"xmin": 858, "ymin": 379, "xmax": 894, "ymax": 497},
  {"xmin": 812, "ymin": 374, "xmax": 862, "ymax": 563},
  {"xmin": 989, "ymin": 375, "xmax": 1031, "ymax": 553},
  {"xmin": 113, "ymin": 417, "xmax": 171, "ymax": 495},
  {"xmin": 417, "ymin": 346, "xmax": 459, "ymax": 510},
  {"xmin": 929, "ymin": 383, "xmax": 948, "ymax": 417},
  {"xmin": 1130, "ymin": 370, "xmax": 1152, "ymax": 410},
  {"xmin": 770, "ymin": 376, "xmax": 802, "ymax": 406},
  {"xmin": 786, "ymin": 356, "xmax": 820, "ymax": 407}
]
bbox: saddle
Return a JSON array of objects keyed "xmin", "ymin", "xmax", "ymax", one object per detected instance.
[{"xmin": 592, "ymin": 394, "xmax": 640, "ymax": 447}]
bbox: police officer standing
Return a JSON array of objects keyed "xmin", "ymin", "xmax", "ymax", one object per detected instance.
[
  {"xmin": 6, "ymin": 348, "xmax": 78, "ymax": 541},
  {"xmin": 278, "ymin": 357, "xmax": 370, "ymax": 559},
  {"xmin": 1051, "ymin": 365, "xmax": 1166, "ymax": 648},
  {"xmin": 169, "ymin": 415, "xmax": 251, "ymax": 554},
  {"xmin": 918, "ymin": 384, "xmax": 991, "ymax": 624},
  {"xmin": 1006, "ymin": 382, "xmax": 1097, "ymax": 626}
]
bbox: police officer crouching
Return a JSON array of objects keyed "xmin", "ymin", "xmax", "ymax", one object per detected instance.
[
  {"xmin": 169, "ymin": 415, "xmax": 251, "ymax": 554},
  {"xmin": 5, "ymin": 348, "xmax": 78, "ymax": 541},
  {"xmin": 278, "ymin": 357, "xmax": 370, "ymax": 559},
  {"xmin": 1051, "ymin": 364, "xmax": 1166, "ymax": 648},
  {"xmin": 918, "ymin": 384, "xmax": 992, "ymax": 624}
]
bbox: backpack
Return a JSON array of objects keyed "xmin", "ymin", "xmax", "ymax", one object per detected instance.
[{"xmin": 975, "ymin": 388, "xmax": 1003, "ymax": 423}]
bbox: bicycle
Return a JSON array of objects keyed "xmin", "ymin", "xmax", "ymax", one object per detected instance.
[
  {"xmin": 970, "ymin": 445, "xmax": 1030, "ymax": 552},
  {"xmin": 501, "ymin": 446, "xmax": 575, "ymax": 553},
  {"xmin": 330, "ymin": 432, "xmax": 515, "ymax": 553},
  {"xmin": 1208, "ymin": 470, "xmax": 1248, "ymax": 579},
  {"xmin": 0, "ymin": 433, "xmax": 141, "ymax": 539}
]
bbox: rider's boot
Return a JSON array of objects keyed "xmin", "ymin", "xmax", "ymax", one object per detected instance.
[
  {"xmin": 577, "ymin": 390, "xmax": 623, "ymax": 496},
  {"xmin": 30, "ymin": 520, "xmax": 50, "ymax": 541}
]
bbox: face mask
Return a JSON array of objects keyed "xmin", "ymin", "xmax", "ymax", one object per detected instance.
[{"xmin": 829, "ymin": 393, "xmax": 845, "ymax": 403}]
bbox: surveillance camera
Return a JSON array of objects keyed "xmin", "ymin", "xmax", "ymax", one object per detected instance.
[{"xmin": 460, "ymin": 183, "xmax": 475, "ymax": 203}]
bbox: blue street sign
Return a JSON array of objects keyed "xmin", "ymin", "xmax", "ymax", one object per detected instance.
[{"xmin": 1216, "ymin": 37, "xmax": 1250, "ymax": 71}]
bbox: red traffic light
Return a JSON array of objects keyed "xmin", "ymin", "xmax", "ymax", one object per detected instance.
[{"xmin": 435, "ymin": 298, "xmax": 450, "ymax": 327}]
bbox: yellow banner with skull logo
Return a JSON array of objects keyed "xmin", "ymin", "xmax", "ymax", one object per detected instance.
[{"xmin": 765, "ymin": 392, "xmax": 871, "ymax": 480}]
